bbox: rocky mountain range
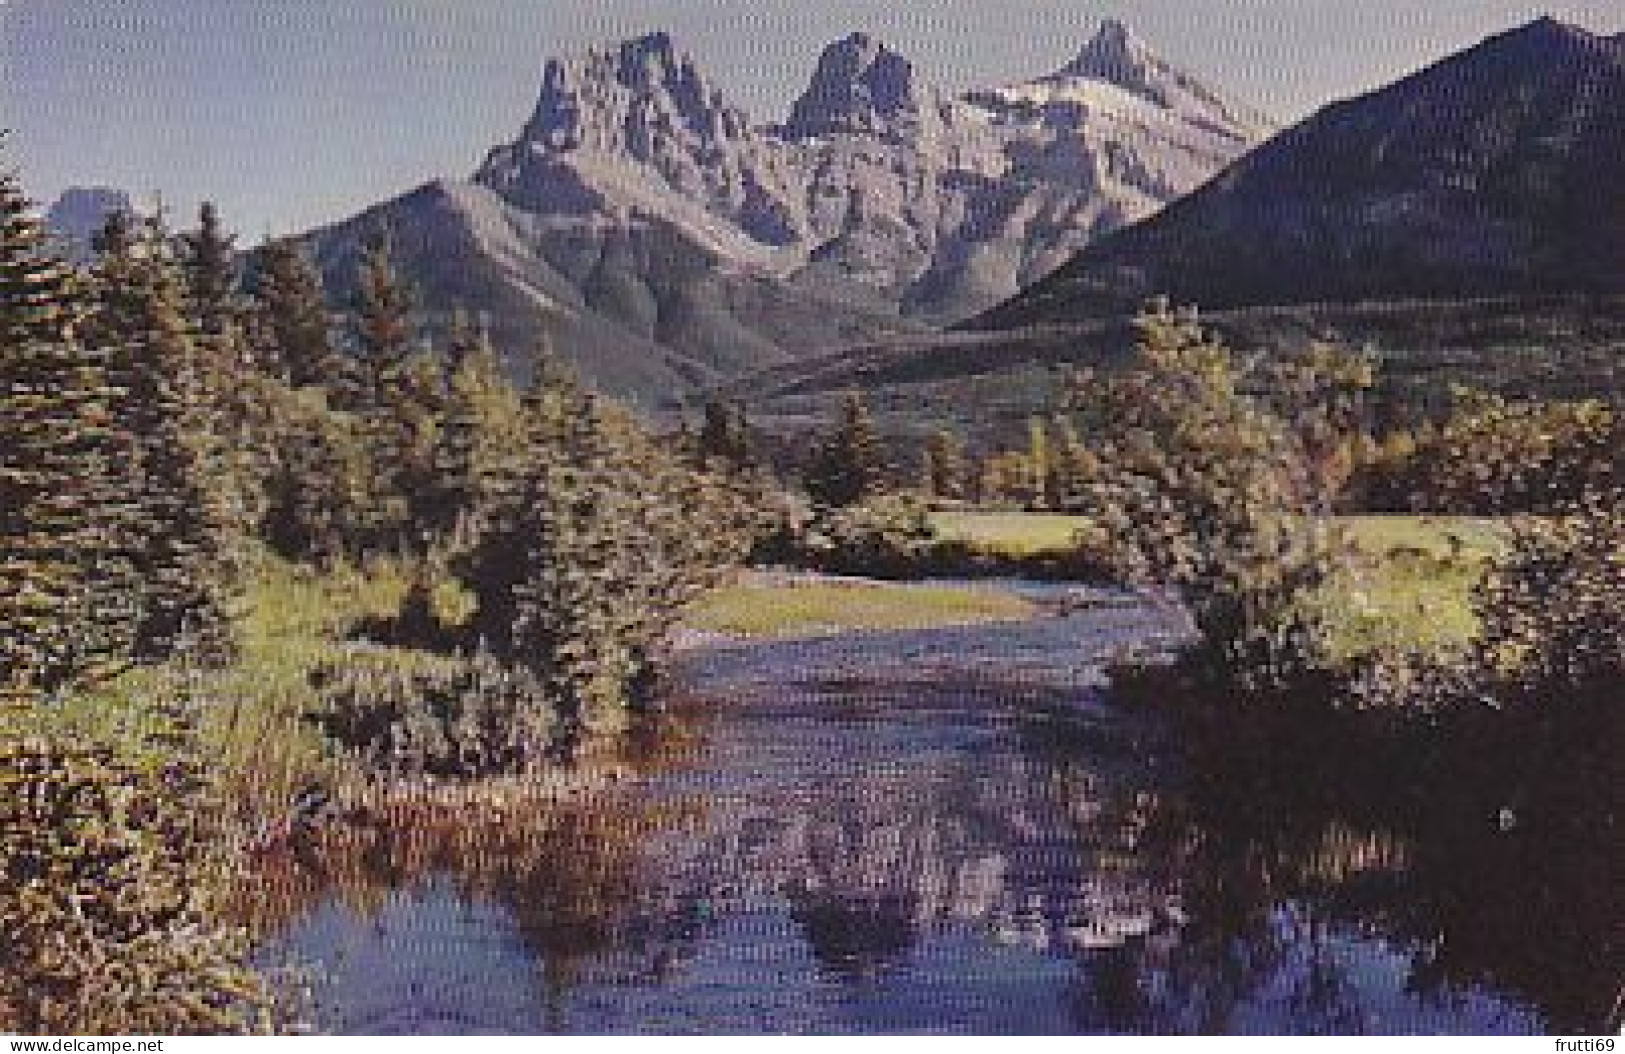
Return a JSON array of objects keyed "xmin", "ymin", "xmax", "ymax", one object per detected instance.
[
  {"xmin": 973, "ymin": 17, "xmax": 1625, "ymax": 329},
  {"xmin": 302, "ymin": 21, "xmax": 1270, "ymax": 402},
  {"xmin": 45, "ymin": 186, "xmax": 134, "ymax": 264}
]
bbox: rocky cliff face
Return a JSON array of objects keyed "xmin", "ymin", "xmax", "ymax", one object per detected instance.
[{"xmin": 306, "ymin": 22, "xmax": 1268, "ymax": 401}]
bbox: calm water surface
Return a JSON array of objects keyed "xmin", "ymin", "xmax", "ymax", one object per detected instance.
[{"xmin": 256, "ymin": 593, "xmax": 1613, "ymax": 1034}]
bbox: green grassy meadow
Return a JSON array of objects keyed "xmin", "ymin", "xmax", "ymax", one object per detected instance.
[
  {"xmin": 930, "ymin": 508, "xmax": 1506, "ymax": 658},
  {"xmin": 1328, "ymin": 515, "xmax": 1507, "ymax": 658}
]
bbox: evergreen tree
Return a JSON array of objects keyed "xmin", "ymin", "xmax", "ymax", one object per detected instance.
[
  {"xmin": 346, "ymin": 229, "xmax": 435, "ymax": 550},
  {"xmin": 460, "ymin": 357, "xmax": 755, "ymax": 749},
  {"xmin": 248, "ymin": 237, "xmax": 340, "ymax": 388},
  {"xmin": 350, "ymin": 228, "xmax": 415, "ymax": 411},
  {"xmin": 1026, "ymin": 417, "xmax": 1051, "ymax": 509},
  {"xmin": 256, "ymin": 384, "xmax": 377, "ymax": 564},
  {"xmin": 441, "ymin": 306, "xmax": 484, "ymax": 379},
  {"xmin": 88, "ymin": 212, "xmax": 235, "ymax": 660},
  {"xmin": 426, "ymin": 313, "xmax": 522, "ymax": 539},
  {"xmin": 804, "ymin": 391, "xmax": 889, "ymax": 508},
  {"xmin": 176, "ymin": 202, "xmax": 237, "ymax": 347},
  {"xmin": 921, "ymin": 428, "xmax": 966, "ymax": 500},
  {"xmin": 1047, "ymin": 417, "xmax": 1101, "ymax": 511},
  {"xmin": 176, "ymin": 202, "xmax": 266, "ymax": 534},
  {"xmin": 696, "ymin": 398, "xmax": 751, "ymax": 471},
  {"xmin": 0, "ymin": 164, "xmax": 140, "ymax": 690}
]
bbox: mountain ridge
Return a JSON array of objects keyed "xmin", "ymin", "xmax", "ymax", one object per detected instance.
[
  {"xmin": 971, "ymin": 16, "xmax": 1625, "ymax": 329},
  {"xmin": 301, "ymin": 22, "xmax": 1270, "ymax": 401}
]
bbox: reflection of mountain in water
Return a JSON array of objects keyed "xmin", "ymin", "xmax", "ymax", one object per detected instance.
[
  {"xmin": 253, "ymin": 606, "xmax": 1613, "ymax": 1034},
  {"xmin": 637, "ymin": 696, "xmax": 1185, "ymax": 972}
]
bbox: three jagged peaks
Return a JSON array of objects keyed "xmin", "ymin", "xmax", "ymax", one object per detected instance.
[
  {"xmin": 309, "ymin": 18, "xmax": 1277, "ymax": 400},
  {"xmin": 520, "ymin": 19, "xmax": 1258, "ymax": 144},
  {"xmin": 472, "ymin": 18, "xmax": 1269, "ymax": 324}
]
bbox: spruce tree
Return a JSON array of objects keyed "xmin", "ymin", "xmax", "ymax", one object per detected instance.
[
  {"xmin": 176, "ymin": 202, "xmax": 237, "ymax": 346},
  {"xmin": 248, "ymin": 237, "xmax": 340, "ymax": 388},
  {"xmin": 89, "ymin": 212, "xmax": 235, "ymax": 660},
  {"xmin": 460, "ymin": 353, "xmax": 754, "ymax": 748},
  {"xmin": 347, "ymin": 229, "xmax": 433, "ymax": 549},
  {"xmin": 697, "ymin": 398, "xmax": 751, "ymax": 471},
  {"xmin": 1026, "ymin": 417, "xmax": 1051, "ymax": 509},
  {"xmin": 176, "ymin": 202, "xmax": 266, "ymax": 534},
  {"xmin": 429, "ymin": 312, "xmax": 521, "ymax": 539},
  {"xmin": 0, "ymin": 166, "xmax": 140, "ymax": 690},
  {"xmin": 351, "ymin": 229, "xmax": 415, "ymax": 411},
  {"xmin": 804, "ymin": 390, "xmax": 889, "ymax": 508},
  {"xmin": 1047, "ymin": 417, "xmax": 1100, "ymax": 511},
  {"xmin": 921, "ymin": 428, "xmax": 966, "ymax": 500}
]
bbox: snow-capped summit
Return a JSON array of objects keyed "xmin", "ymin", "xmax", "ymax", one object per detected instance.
[
  {"xmin": 976, "ymin": 17, "xmax": 1625, "ymax": 326},
  {"xmin": 1020, "ymin": 19, "xmax": 1276, "ymax": 141},
  {"xmin": 1056, "ymin": 18, "xmax": 1149, "ymax": 80}
]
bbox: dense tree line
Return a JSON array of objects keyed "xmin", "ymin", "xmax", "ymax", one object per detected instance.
[{"xmin": 1359, "ymin": 389, "xmax": 1620, "ymax": 514}]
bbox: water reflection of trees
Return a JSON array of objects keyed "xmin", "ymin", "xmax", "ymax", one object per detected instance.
[
  {"xmin": 240, "ymin": 687, "xmax": 1615, "ymax": 1034},
  {"xmin": 1096, "ymin": 731, "xmax": 1620, "ymax": 1035},
  {"xmin": 233, "ymin": 709, "xmax": 723, "ymax": 994}
]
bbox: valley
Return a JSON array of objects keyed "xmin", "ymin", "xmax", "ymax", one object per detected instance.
[{"xmin": 6, "ymin": 7, "xmax": 1622, "ymax": 1040}]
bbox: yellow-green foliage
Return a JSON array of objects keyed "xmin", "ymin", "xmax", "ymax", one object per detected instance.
[
  {"xmin": 198, "ymin": 552, "xmax": 465, "ymax": 819},
  {"xmin": 1473, "ymin": 505, "xmax": 1625, "ymax": 694},
  {"xmin": 1351, "ymin": 502, "xmax": 1625, "ymax": 714},
  {"xmin": 311, "ymin": 649, "xmax": 553, "ymax": 778},
  {"xmin": 1370, "ymin": 391, "xmax": 1619, "ymax": 515},
  {"xmin": 687, "ymin": 576, "xmax": 1036, "ymax": 638},
  {"xmin": 1067, "ymin": 303, "xmax": 1356, "ymax": 692}
]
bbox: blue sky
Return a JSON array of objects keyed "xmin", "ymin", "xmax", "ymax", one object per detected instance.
[{"xmin": 3, "ymin": 0, "xmax": 1622, "ymax": 241}]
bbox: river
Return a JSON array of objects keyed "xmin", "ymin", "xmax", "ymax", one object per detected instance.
[{"xmin": 252, "ymin": 589, "xmax": 1615, "ymax": 1034}]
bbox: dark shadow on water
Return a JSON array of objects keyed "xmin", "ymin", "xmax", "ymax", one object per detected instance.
[{"xmin": 789, "ymin": 890, "xmax": 919, "ymax": 982}]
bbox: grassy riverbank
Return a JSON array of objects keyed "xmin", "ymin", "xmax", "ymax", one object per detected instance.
[
  {"xmin": 86, "ymin": 513, "xmax": 1504, "ymax": 825},
  {"xmin": 929, "ymin": 509, "xmax": 1505, "ymax": 658}
]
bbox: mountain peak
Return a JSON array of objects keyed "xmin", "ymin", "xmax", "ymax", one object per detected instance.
[
  {"xmin": 974, "ymin": 15, "xmax": 1625, "ymax": 326},
  {"xmin": 510, "ymin": 31, "xmax": 746, "ymax": 157},
  {"xmin": 782, "ymin": 33, "xmax": 931, "ymax": 140},
  {"xmin": 1056, "ymin": 19, "xmax": 1157, "ymax": 83},
  {"xmin": 622, "ymin": 29, "xmax": 676, "ymax": 56},
  {"xmin": 614, "ymin": 30, "xmax": 683, "ymax": 79},
  {"xmin": 1519, "ymin": 14, "xmax": 1580, "ymax": 38},
  {"xmin": 1461, "ymin": 14, "xmax": 1613, "ymax": 68},
  {"xmin": 46, "ymin": 186, "xmax": 134, "ymax": 264}
]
